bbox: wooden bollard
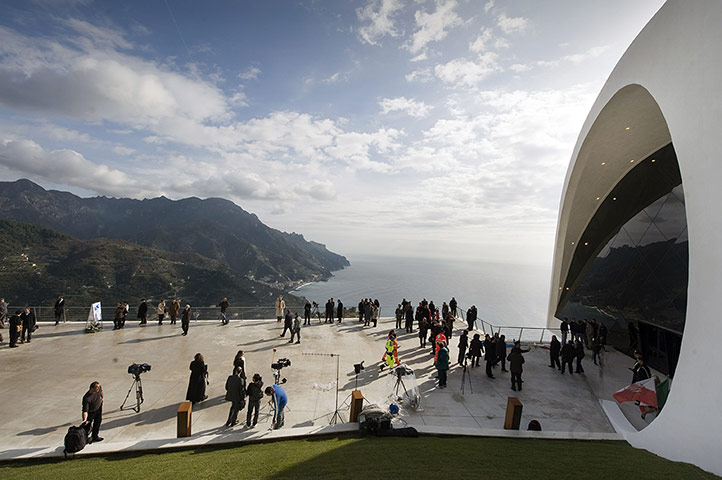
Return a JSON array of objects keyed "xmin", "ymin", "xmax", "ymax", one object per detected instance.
[
  {"xmin": 177, "ymin": 401, "xmax": 192, "ymax": 437},
  {"xmin": 504, "ymin": 397, "xmax": 523, "ymax": 430}
]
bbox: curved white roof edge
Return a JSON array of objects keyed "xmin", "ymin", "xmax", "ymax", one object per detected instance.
[{"xmin": 548, "ymin": 1, "xmax": 722, "ymax": 475}]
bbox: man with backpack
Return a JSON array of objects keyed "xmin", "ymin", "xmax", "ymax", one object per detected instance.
[
  {"xmin": 246, "ymin": 373, "xmax": 264, "ymax": 428},
  {"xmin": 224, "ymin": 368, "xmax": 246, "ymax": 427},
  {"xmin": 82, "ymin": 381, "xmax": 104, "ymax": 443}
]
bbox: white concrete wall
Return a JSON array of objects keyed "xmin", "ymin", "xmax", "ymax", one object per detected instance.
[{"xmin": 549, "ymin": 1, "xmax": 722, "ymax": 475}]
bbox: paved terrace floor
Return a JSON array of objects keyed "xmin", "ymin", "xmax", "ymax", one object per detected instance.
[{"xmin": 0, "ymin": 317, "xmax": 617, "ymax": 459}]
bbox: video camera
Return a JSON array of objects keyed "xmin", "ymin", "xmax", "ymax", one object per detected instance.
[
  {"xmin": 128, "ymin": 363, "xmax": 152, "ymax": 377},
  {"xmin": 271, "ymin": 358, "xmax": 291, "ymax": 370},
  {"xmin": 393, "ymin": 364, "xmax": 414, "ymax": 378}
]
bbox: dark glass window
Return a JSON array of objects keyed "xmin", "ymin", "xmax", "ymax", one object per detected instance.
[{"xmin": 556, "ymin": 144, "xmax": 687, "ymax": 376}]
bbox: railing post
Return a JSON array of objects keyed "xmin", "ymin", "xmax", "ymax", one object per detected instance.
[{"xmin": 540, "ymin": 329, "xmax": 545, "ymax": 344}]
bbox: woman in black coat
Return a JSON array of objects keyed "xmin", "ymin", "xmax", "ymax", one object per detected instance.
[
  {"xmin": 457, "ymin": 330, "xmax": 469, "ymax": 365},
  {"xmin": 186, "ymin": 353, "xmax": 208, "ymax": 403}
]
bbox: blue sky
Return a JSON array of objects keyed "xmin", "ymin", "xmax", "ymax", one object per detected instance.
[{"xmin": 0, "ymin": 0, "xmax": 665, "ymax": 264}]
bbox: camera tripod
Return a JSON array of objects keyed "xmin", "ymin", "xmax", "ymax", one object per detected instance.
[
  {"xmin": 302, "ymin": 352, "xmax": 343, "ymax": 424},
  {"xmin": 391, "ymin": 367, "xmax": 421, "ymax": 410},
  {"xmin": 120, "ymin": 374, "xmax": 144, "ymax": 413},
  {"xmin": 460, "ymin": 356, "xmax": 473, "ymax": 394}
]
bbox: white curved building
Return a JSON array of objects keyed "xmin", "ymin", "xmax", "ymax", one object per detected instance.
[{"xmin": 548, "ymin": 0, "xmax": 722, "ymax": 475}]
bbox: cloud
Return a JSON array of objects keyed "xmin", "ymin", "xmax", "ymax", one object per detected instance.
[
  {"xmin": 484, "ymin": 1, "xmax": 495, "ymax": 14},
  {"xmin": 112, "ymin": 145, "xmax": 135, "ymax": 156},
  {"xmin": 433, "ymin": 52, "xmax": 501, "ymax": 87},
  {"xmin": 322, "ymin": 72, "xmax": 348, "ymax": 84},
  {"xmin": 469, "ymin": 27, "xmax": 493, "ymax": 53},
  {"xmin": 356, "ymin": 0, "xmax": 404, "ymax": 45},
  {"xmin": 497, "ymin": 14, "xmax": 530, "ymax": 34},
  {"xmin": 405, "ymin": 0, "xmax": 462, "ymax": 55},
  {"xmin": 238, "ymin": 66, "xmax": 261, "ymax": 80},
  {"xmin": 510, "ymin": 63, "xmax": 532, "ymax": 73},
  {"xmin": 537, "ymin": 45, "xmax": 609, "ymax": 68},
  {"xmin": 379, "ymin": 97, "xmax": 432, "ymax": 118},
  {"xmin": 0, "ymin": 138, "xmax": 145, "ymax": 196},
  {"xmin": 405, "ymin": 67, "xmax": 434, "ymax": 83}
]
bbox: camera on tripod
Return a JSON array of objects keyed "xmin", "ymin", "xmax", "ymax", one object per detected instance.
[
  {"xmin": 271, "ymin": 358, "xmax": 291, "ymax": 370},
  {"xmin": 128, "ymin": 363, "xmax": 152, "ymax": 377},
  {"xmin": 393, "ymin": 364, "xmax": 414, "ymax": 378}
]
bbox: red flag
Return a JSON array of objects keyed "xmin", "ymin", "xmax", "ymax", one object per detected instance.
[{"xmin": 613, "ymin": 377, "xmax": 658, "ymax": 408}]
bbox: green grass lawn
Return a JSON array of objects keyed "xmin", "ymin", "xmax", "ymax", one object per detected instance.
[{"xmin": 0, "ymin": 436, "xmax": 717, "ymax": 480}]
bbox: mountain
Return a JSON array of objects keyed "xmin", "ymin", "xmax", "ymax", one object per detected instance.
[
  {"xmin": 0, "ymin": 219, "xmax": 304, "ymax": 306},
  {"xmin": 0, "ymin": 179, "xmax": 349, "ymax": 289}
]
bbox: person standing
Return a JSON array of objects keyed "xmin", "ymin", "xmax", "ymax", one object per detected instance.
[
  {"xmin": 275, "ymin": 296, "xmax": 285, "ymax": 323},
  {"xmin": 21, "ymin": 307, "xmax": 36, "ymax": 343},
  {"xmin": 457, "ymin": 329, "xmax": 469, "ymax": 366},
  {"xmin": 574, "ymin": 340, "xmax": 585, "ymax": 374},
  {"xmin": 560, "ymin": 340, "xmax": 575, "ymax": 374},
  {"xmin": 418, "ymin": 317, "xmax": 429, "ymax": 348},
  {"xmin": 122, "ymin": 301, "xmax": 129, "ymax": 327},
  {"xmin": 181, "ymin": 304, "xmax": 191, "ymax": 336},
  {"xmin": 54, "ymin": 295, "xmax": 65, "ymax": 325},
  {"xmin": 265, "ymin": 384, "xmax": 287, "ymax": 429},
  {"xmin": 157, "ymin": 299, "xmax": 166, "ymax": 325},
  {"xmin": 405, "ymin": 303, "xmax": 414, "ymax": 333},
  {"xmin": 466, "ymin": 305, "xmax": 477, "ymax": 331},
  {"xmin": 82, "ymin": 381, "xmax": 104, "ymax": 443},
  {"xmin": 358, "ymin": 299, "xmax": 365, "ymax": 324},
  {"xmin": 560, "ymin": 318, "xmax": 569, "ymax": 346},
  {"xmin": 224, "ymin": 368, "xmax": 246, "ymax": 427},
  {"xmin": 0, "ymin": 297, "xmax": 7, "ymax": 329},
  {"xmin": 186, "ymin": 353, "xmax": 208, "ymax": 404},
  {"xmin": 289, "ymin": 313, "xmax": 301, "ymax": 344},
  {"xmin": 280, "ymin": 309, "xmax": 293, "ymax": 337},
  {"xmin": 436, "ymin": 340, "xmax": 450, "ymax": 389},
  {"xmin": 169, "ymin": 299, "xmax": 180, "ymax": 325},
  {"xmin": 218, "ymin": 297, "xmax": 229, "ymax": 325},
  {"xmin": 113, "ymin": 302, "xmax": 124, "ymax": 330},
  {"xmin": 336, "ymin": 299, "xmax": 343, "ymax": 323},
  {"xmin": 395, "ymin": 304, "xmax": 403, "ymax": 329},
  {"xmin": 484, "ymin": 334, "xmax": 496, "ymax": 379},
  {"xmin": 469, "ymin": 333, "xmax": 482, "ymax": 367},
  {"xmin": 507, "ymin": 344, "xmax": 526, "ymax": 391},
  {"xmin": 549, "ymin": 335, "xmax": 561, "ymax": 370},
  {"xmin": 137, "ymin": 299, "xmax": 148, "ymax": 325},
  {"xmin": 303, "ymin": 300, "xmax": 311, "ymax": 325},
  {"xmin": 246, "ymin": 373, "xmax": 264, "ymax": 428},
  {"xmin": 496, "ymin": 334, "xmax": 508, "ymax": 372},
  {"xmin": 8, "ymin": 309, "xmax": 22, "ymax": 348},
  {"xmin": 449, "ymin": 297, "xmax": 458, "ymax": 317},
  {"xmin": 232, "ymin": 350, "xmax": 246, "ymax": 378}
]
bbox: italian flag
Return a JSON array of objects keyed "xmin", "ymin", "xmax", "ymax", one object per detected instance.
[{"xmin": 613, "ymin": 377, "xmax": 658, "ymax": 408}]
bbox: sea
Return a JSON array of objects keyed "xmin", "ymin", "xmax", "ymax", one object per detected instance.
[{"xmin": 292, "ymin": 255, "xmax": 551, "ymax": 328}]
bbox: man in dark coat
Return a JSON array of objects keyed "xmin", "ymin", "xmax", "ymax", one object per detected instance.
[
  {"xmin": 449, "ymin": 297, "xmax": 457, "ymax": 317},
  {"xmin": 336, "ymin": 299, "xmax": 344, "ymax": 323},
  {"xmin": 549, "ymin": 335, "xmax": 561, "ymax": 370},
  {"xmin": 20, "ymin": 307, "xmax": 36, "ymax": 343},
  {"xmin": 224, "ymin": 368, "xmax": 246, "ymax": 427},
  {"xmin": 507, "ymin": 343, "xmax": 526, "ymax": 391},
  {"xmin": 457, "ymin": 330, "xmax": 469, "ymax": 366},
  {"xmin": 280, "ymin": 309, "xmax": 293, "ymax": 337},
  {"xmin": 495, "ymin": 334, "xmax": 508, "ymax": 372},
  {"xmin": 137, "ymin": 299, "xmax": 148, "ymax": 325},
  {"xmin": 405, "ymin": 303, "xmax": 414, "ymax": 333},
  {"xmin": 82, "ymin": 381, "xmax": 104, "ymax": 443},
  {"xmin": 466, "ymin": 305, "xmax": 477, "ymax": 331},
  {"xmin": 54, "ymin": 295, "xmax": 65, "ymax": 325},
  {"xmin": 484, "ymin": 334, "xmax": 496, "ymax": 378},
  {"xmin": 358, "ymin": 300, "xmax": 365, "ymax": 324},
  {"xmin": 560, "ymin": 340, "xmax": 575, "ymax": 374},
  {"xmin": 560, "ymin": 317, "xmax": 569, "ymax": 345},
  {"xmin": 325, "ymin": 299, "xmax": 333, "ymax": 323},
  {"xmin": 218, "ymin": 298, "xmax": 230, "ymax": 325},
  {"xmin": 246, "ymin": 373, "xmax": 264, "ymax": 428},
  {"xmin": 8, "ymin": 310, "xmax": 22, "ymax": 347},
  {"xmin": 574, "ymin": 340, "xmax": 585, "ymax": 373}
]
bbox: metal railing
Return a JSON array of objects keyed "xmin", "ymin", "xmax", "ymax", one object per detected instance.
[{"xmin": 11, "ymin": 303, "xmax": 561, "ymax": 343}]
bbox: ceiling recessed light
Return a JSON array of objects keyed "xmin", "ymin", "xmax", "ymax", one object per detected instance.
[
  {"xmin": 625, "ymin": 126, "xmax": 631, "ymax": 130},
  {"xmin": 565, "ymin": 287, "xmax": 570, "ymax": 290},
  {"xmin": 584, "ymin": 242, "xmax": 589, "ymax": 246},
  {"xmin": 630, "ymin": 159, "xmax": 635, "ymax": 163},
  {"xmin": 596, "ymin": 197, "xmax": 600, "ymax": 201},
  {"xmin": 613, "ymin": 197, "xmax": 617, "ymax": 201},
  {"xmin": 601, "ymin": 162, "xmax": 606, "ymax": 166},
  {"xmin": 651, "ymin": 159, "xmax": 656, "ymax": 163},
  {"xmin": 571, "ymin": 241, "xmax": 575, "ymax": 245}
]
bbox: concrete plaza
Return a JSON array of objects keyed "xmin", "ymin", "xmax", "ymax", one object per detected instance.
[{"xmin": 0, "ymin": 316, "xmax": 620, "ymax": 459}]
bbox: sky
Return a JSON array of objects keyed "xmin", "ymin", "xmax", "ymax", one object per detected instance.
[{"xmin": 0, "ymin": 0, "xmax": 666, "ymax": 265}]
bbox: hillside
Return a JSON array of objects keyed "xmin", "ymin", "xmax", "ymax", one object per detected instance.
[
  {"xmin": 0, "ymin": 219, "xmax": 300, "ymax": 306},
  {"xmin": 0, "ymin": 179, "xmax": 349, "ymax": 289}
]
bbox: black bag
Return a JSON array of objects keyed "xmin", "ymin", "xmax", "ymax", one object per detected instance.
[{"xmin": 63, "ymin": 423, "xmax": 90, "ymax": 457}]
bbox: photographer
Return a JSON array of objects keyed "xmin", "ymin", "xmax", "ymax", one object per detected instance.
[
  {"xmin": 265, "ymin": 384, "xmax": 287, "ymax": 429},
  {"xmin": 82, "ymin": 381, "xmax": 104, "ymax": 443},
  {"xmin": 246, "ymin": 373, "xmax": 264, "ymax": 428}
]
